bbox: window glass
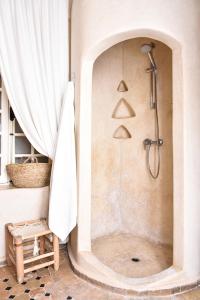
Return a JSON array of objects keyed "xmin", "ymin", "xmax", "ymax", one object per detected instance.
[
  {"xmin": 15, "ymin": 157, "xmax": 29, "ymax": 164},
  {"xmin": 37, "ymin": 157, "xmax": 49, "ymax": 163},
  {"xmin": 15, "ymin": 119, "xmax": 23, "ymax": 133},
  {"xmin": 15, "ymin": 136, "xmax": 32, "ymax": 154},
  {"xmin": 34, "ymin": 148, "xmax": 40, "ymax": 154}
]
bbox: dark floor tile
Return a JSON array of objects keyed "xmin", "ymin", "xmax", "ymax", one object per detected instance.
[
  {"xmin": 40, "ymin": 283, "xmax": 45, "ymax": 287},
  {"xmin": 36, "ymin": 276, "xmax": 41, "ymax": 280}
]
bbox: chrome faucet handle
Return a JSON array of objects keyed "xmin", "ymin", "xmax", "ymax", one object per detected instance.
[{"xmin": 143, "ymin": 138, "xmax": 152, "ymax": 146}]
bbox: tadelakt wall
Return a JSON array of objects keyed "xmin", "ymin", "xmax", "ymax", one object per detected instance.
[
  {"xmin": 91, "ymin": 38, "xmax": 173, "ymax": 245},
  {"xmin": 71, "ymin": 0, "xmax": 200, "ymax": 277}
]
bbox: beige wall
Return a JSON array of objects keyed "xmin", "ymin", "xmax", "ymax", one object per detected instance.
[
  {"xmin": 71, "ymin": 0, "xmax": 200, "ymax": 278},
  {"xmin": 91, "ymin": 38, "xmax": 173, "ymax": 245},
  {"xmin": 0, "ymin": 186, "xmax": 49, "ymax": 264}
]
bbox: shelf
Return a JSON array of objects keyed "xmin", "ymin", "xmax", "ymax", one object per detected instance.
[
  {"xmin": 113, "ymin": 125, "xmax": 131, "ymax": 139},
  {"xmin": 112, "ymin": 98, "xmax": 136, "ymax": 119},
  {"xmin": 117, "ymin": 80, "xmax": 128, "ymax": 92}
]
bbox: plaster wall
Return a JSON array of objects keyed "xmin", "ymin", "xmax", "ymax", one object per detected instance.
[
  {"xmin": 91, "ymin": 38, "xmax": 173, "ymax": 245},
  {"xmin": 71, "ymin": 0, "xmax": 200, "ymax": 276},
  {"xmin": 0, "ymin": 186, "xmax": 49, "ymax": 264}
]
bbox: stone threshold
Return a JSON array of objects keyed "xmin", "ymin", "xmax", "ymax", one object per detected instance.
[{"xmin": 68, "ymin": 246, "xmax": 200, "ymax": 297}]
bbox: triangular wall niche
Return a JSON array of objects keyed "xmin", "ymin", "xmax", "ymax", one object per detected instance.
[
  {"xmin": 113, "ymin": 125, "xmax": 132, "ymax": 139},
  {"xmin": 112, "ymin": 98, "xmax": 136, "ymax": 119},
  {"xmin": 117, "ymin": 80, "xmax": 128, "ymax": 92}
]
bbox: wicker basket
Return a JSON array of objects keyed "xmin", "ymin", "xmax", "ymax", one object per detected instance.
[{"xmin": 6, "ymin": 157, "xmax": 52, "ymax": 188}]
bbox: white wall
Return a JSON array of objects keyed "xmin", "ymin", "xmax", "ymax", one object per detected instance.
[
  {"xmin": 71, "ymin": 0, "xmax": 200, "ymax": 277},
  {"xmin": 0, "ymin": 186, "xmax": 49, "ymax": 264}
]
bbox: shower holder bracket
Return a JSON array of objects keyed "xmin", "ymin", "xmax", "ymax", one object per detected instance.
[{"xmin": 150, "ymin": 102, "xmax": 156, "ymax": 109}]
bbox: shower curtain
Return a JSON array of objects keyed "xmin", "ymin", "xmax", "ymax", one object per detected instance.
[{"xmin": 0, "ymin": 0, "xmax": 77, "ymax": 240}]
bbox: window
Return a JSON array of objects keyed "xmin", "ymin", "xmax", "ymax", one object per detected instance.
[
  {"xmin": 10, "ymin": 111, "xmax": 48, "ymax": 164},
  {"xmin": 0, "ymin": 75, "xmax": 48, "ymax": 185}
]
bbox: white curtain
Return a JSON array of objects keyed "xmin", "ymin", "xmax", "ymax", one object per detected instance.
[{"xmin": 0, "ymin": 0, "xmax": 77, "ymax": 240}]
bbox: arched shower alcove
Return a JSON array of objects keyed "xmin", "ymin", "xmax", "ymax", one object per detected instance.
[
  {"xmin": 91, "ymin": 37, "xmax": 173, "ymax": 279},
  {"xmin": 69, "ymin": 0, "xmax": 200, "ymax": 294},
  {"xmin": 68, "ymin": 29, "xmax": 190, "ymax": 295}
]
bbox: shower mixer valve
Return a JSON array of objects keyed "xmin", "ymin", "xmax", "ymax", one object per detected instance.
[{"xmin": 143, "ymin": 138, "xmax": 163, "ymax": 147}]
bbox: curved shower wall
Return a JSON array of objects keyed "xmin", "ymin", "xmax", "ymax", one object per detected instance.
[
  {"xmin": 70, "ymin": 0, "xmax": 200, "ymax": 293},
  {"xmin": 91, "ymin": 38, "xmax": 173, "ymax": 246}
]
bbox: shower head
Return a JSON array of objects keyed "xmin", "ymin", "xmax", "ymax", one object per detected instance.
[
  {"xmin": 140, "ymin": 43, "xmax": 157, "ymax": 70},
  {"xmin": 140, "ymin": 43, "xmax": 154, "ymax": 54}
]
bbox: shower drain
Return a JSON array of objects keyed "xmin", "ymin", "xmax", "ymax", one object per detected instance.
[{"xmin": 131, "ymin": 257, "xmax": 140, "ymax": 262}]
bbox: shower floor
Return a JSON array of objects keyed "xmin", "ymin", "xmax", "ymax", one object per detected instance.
[{"xmin": 92, "ymin": 233, "xmax": 173, "ymax": 278}]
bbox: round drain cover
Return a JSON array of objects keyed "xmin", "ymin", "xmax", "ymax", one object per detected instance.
[{"xmin": 131, "ymin": 257, "xmax": 140, "ymax": 262}]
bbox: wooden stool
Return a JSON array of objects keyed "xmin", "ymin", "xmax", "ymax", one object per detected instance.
[{"xmin": 5, "ymin": 219, "xmax": 59, "ymax": 283}]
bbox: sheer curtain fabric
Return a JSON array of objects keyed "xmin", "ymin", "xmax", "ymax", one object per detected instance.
[{"xmin": 0, "ymin": 0, "xmax": 77, "ymax": 240}]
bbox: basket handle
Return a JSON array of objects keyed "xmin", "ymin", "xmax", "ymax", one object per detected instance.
[{"xmin": 23, "ymin": 156, "xmax": 38, "ymax": 164}]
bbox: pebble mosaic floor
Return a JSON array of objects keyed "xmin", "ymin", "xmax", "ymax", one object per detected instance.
[{"xmin": 0, "ymin": 249, "xmax": 200, "ymax": 300}]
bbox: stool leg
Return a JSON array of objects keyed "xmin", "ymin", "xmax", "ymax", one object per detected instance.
[
  {"xmin": 15, "ymin": 236, "xmax": 24, "ymax": 283},
  {"xmin": 5, "ymin": 224, "xmax": 12, "ymax": 266},
  {"xmin": 53, "ymin": 235, "xmax": 59, "ymax": 271},
  {"xmin": 40, "ymin": 236, "xmax": 45, "ymax": 255}
]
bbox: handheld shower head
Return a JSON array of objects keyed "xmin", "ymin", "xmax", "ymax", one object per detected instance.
[
  {"xmin": 140, "ymin": 43, "xmax": 154, "ymax": 54},
  {"xmin": 141, "ymin": 43, "xmax": 157, "ymax": 70}
]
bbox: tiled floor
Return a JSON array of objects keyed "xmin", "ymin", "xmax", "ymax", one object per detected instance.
[
  {"xmin": 92, "ymin": 233, "xmax": 172, "ymax": 277},
  {"xmin": 0, "ymin": 249, "xmax": 200, "ymax": 300}
]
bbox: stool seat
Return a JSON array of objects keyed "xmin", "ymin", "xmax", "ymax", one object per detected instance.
[
  {"xmin": 8, "ymin": 219, "xmax": 51, "ymax": 240},
  {"xmin": 6, "ymin": 218, "xmax": 59, "ymax": 283}
]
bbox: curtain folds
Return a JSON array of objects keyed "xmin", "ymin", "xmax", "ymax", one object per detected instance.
[{"xmin": 0, "ymin": 0, "xmax": 77, "ymax": 240}]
